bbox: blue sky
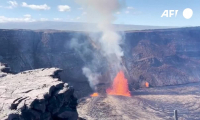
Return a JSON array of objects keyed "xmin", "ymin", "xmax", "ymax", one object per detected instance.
[{"xmin": 0, "ymin": 0, "xmax": 199, "ymax": 26}]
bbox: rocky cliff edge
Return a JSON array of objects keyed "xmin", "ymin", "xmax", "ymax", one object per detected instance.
[{"xmin": 0, "ymin": 63, "xmax": 78, "ymax": 120}]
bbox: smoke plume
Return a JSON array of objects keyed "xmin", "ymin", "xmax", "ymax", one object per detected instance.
[{"xmin": 75, "ymin": 0, "xmax": 126, "ymax": 89}]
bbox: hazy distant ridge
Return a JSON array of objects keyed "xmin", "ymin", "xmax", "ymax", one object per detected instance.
[{"xmin": 0, "ymin": 21, "xmax": 175, "ymax": 31}]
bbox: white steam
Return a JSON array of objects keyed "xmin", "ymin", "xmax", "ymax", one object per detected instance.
[
  {"xmin": 82, "ymin": 67, "xmax": 100, "ymax": 89},
  {"xmin": 75, "ymin": 0, "xmax": 125, "ymax": 89}
]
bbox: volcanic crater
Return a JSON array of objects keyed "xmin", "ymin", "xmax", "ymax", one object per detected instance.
[{"xmin": 1, "ymin": 27, "xmax": 200, "ymax": 119}]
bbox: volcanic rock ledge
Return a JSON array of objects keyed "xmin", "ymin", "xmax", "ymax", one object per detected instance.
[{"xmin": 0, "ymin": 63, "xmax": 78, "ymax": 120}]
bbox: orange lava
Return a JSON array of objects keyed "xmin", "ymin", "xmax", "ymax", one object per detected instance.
[
  {"xmin": 90, "ymin": 93, "xmax": 99, "ymax": 97},
  {"xmin": 106, "ymin": 71, "xmax": 131, "ymax": 97},
  {"xmin": 145, "ymin": 82, "xmax": 149, "ymax": 88}
]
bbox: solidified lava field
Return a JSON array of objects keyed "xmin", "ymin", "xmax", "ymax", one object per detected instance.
[{"xmin": 77, "ymin": 83, "xmax": 200, "ymax": 120}]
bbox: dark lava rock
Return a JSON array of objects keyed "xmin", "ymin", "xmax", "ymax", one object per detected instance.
[{"xmin": 0, "ymin": 67, "xmax": 78, "ymax": 120}]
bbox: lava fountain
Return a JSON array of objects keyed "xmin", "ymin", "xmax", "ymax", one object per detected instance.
[
  {"xmin": 145, "ymin": 82, "xmax": 149, "ymax": 88},
  {"xmin": 90, "ymin": 92, "xmax": 99, "ymax": 97},
  {"xmin": 106, "ymin": 71, "xmax": 131, "ymax": 97}
]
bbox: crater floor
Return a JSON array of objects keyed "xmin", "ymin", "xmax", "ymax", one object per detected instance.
[{"xmin": 77, "ymin": 83, "xmax": 200, "ymax": 120}]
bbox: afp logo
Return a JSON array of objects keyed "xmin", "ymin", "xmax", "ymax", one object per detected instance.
[{"xmin": 161, "ymin": 8, "xmax": 193, "ymax": 19}]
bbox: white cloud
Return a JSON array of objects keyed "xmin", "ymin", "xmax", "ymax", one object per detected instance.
[
  {"xmin": 58, "ymin": 5, "xmax": 70, "ymax": 12},
  {"xmin": 5, "ymin": 1, "xmax": 18, "ymax": 9},
  {"xmin": 22, "ymin": 2, "xmax": 50, "ymax": 10},
  {"xmin": 53, "ymin": 18, "xmax": 62, "ymax": 21},
  {"xmin": 8, "ymin": 1, "xmax": 18, "ymax": 7},
  {"xmin": 24, "ymin": 14, "xmax": 31, "ymax": 18},
  {"xmin": 0, "ymin": 16, "xmax": 35, "ymax": 23},
  {"xmin": 125, "ymin": 11, "xmax": 130, "ymax": 14},
  {"xmin": 127, "ymin": 7, "xmax": 134, "ymax": 10},
  {"xmin": 40, "ymin": 18, "xmax": 48, "ymax": 21}
]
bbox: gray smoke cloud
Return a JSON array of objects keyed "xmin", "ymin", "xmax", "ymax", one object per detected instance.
[{"xmin": 74, "ymin": 0, "xmax": 126, "ymax": 90}]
